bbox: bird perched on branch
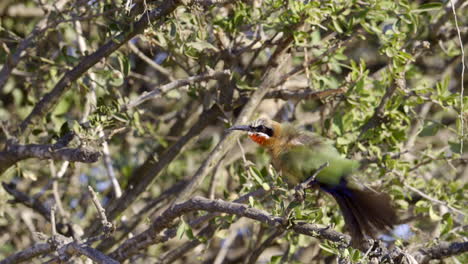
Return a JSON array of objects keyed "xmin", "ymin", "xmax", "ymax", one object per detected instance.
[{"xmin": 229, "ymin": 118, "xmax": 397, "ymax": 247}]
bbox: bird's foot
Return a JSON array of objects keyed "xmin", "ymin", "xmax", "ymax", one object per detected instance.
[
  {"xmin": 293, "ymin": 183, "xmax": 307, "ymax": 202},
  {"xmin": 281, "ymin": 210, "xmax": 296, "ymax": 228}
]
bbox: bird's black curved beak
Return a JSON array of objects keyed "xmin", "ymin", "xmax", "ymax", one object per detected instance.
[{"xmin": 227, "ymin": 125, "xmax": 252, "ymax": 132}]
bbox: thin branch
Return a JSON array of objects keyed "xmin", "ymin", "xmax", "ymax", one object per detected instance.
[
  {"xmin": 96, "ymin": 180, "xmax": 189, "ymax": 252},
  {"xmin": 49, "ymin": 161, "xmax": 67, "ymax": 218},
  {"xmin": 88, "ymin": 186, "xmax": 114, "ymax": 235},
  {"xmin": 50, "ymin": 205, "xmax": 57, "ymax": 236},
  {"xmin": 265, "ymin": 87, "xmax": 347, "ymax": 101},
  {"xmin": 449, "ymin": 0, "xmax": 466, "ymax": 154},
  {"xmin": 124, "ymin": 69, "xmax": 230, "ymax": 109},
  {"xmin": 99, "ymin": 128, "xmax": 122, "ymax": 198},
  {"xmin": 246, "ymin": 229, "xmax": 285, "ymax": 264},
  {"xmin": 213, "ymin": 221, "xmax": 245, "ymax": 264},
  {"xmin": 358, "ymin": 73, "xmax": 406, "ymax": 137},
  {"xmin": 2, "ymin": 182, "xmax": 51, "ymax": 221},
  {"xmin": 156, "ymin": 224, "xmax": 217, "ymax": 264},
  {"xmin": 128, "ymin": 41, "xmax": 175, "ymax": 81},
  {"xmin": 404, "ymin": 183, "xmax": 466, "ymax": 216}
]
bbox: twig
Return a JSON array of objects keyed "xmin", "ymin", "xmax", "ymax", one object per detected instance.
[
  {"xmin": 156, "ymin": 224, "xmax": 217, "ymax": 264},
  {"xmin": 265, "ymin": 87, "xmax": 347, "ymax": 101},
  {"xmin": 95, "ymin": 127, "xmax": 122, "ymax": 198},
  {"xmin": 124, "ymin": 69, "xmax": 230, "ymax": 109},
  {"xmin": 49, "ymin": 161, "xmax": 67, "ymax": 218},
  {"xmin": 213, "ymin": 221, "xmax": 245, "ymax": 264},
  {"xmin": 96, "ymin": 180, "xmax": 189, "ymax": 252},
  {"xmin": 404, "ymin": 183, "xmax": 466, "ymax": 217},
  {"xmin": 246, "ymin": 228, "xmax": 285, "ymax": 264},
  {"xmin": 449, "ymin": 0, "xmax": 465, "ymax": 154},
  {"xmin": 2, "ymin": 182, "xmax": 51, "ymax": 221},
  {"xmin": 208, "ymin": 161, "xmax": 222, "ymax": 200},
  {"xmin": 88, "ymin": 186, "xmax": 114, "ymax": 235},
  {"xmin": 358, "ymin": 73, "xmax": 406, "ymax": 138},
  {"xmin": 128, "ymin": 41, "xmax": 175, "ymax": 81},
  {"xmin": 50, "ymin": 205, "xmax": 57, "ymax": 236}
]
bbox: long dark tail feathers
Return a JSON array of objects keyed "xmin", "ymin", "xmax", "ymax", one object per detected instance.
[{"xmin": 320, "ymin": 181, "xmax": 398, "ymax": 249}]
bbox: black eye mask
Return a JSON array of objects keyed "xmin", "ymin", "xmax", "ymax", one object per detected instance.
[{"xmin": 250, "ymin": 125, "xmax": 274, "ymax": 137}]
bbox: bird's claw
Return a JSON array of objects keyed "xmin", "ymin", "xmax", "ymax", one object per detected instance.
[
  {"xmin": 294, "ymin": 183, "xmax": 307, "ymax": 202},
  {"xmin": 281, "ymin": 210, "xmax": 295, "ymax": 228}
]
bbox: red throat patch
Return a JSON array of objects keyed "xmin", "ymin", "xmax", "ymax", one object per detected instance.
[{"xmin": 249, "ymin": 133, "xmax": 268, "ymax": 145}]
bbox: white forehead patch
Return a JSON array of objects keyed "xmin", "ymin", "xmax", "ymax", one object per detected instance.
[{"xmin": 250, "ymin": 118, "xmax": 268, "ymax": 127}]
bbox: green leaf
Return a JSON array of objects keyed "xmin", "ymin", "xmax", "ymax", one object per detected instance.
[
  {"xmin": 412, "ymin": 2, "xmax": 443, "ymax": 13},
  {"xmin": 249, "ymin": 196, "xmax": 255, "ymax": 207},
  {"xmin": 429, "ymin": 206, "xmax": 441, "ymax": 221},
  {"xmin": 332, "ymin": 19, "xmax": 343, "ymax": 33},
  {"xmin": 176, "ymin": 220, "xmax": 186, "ymax": 239},
  {"xmin": 269, "ymin": 255, "xmax": 282, "ymax": 264},
  {"xmin": 249, "ymin": 167, "xmax": 264, "ymax": 185},
  {"xmin": 440, "ymin": 213, "xmax": 453, "ymax": 236}
]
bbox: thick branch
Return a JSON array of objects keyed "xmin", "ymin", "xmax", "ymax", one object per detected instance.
[
  {"xmin": 0, "ymin": 243, "xmax": 52, "ymax": 264},
  {"xmin": 414, "ymin": 241, "xmax": 468, "ymax": 264},
  {"xmin": 0, "ymin": 141, "xmax": 100, "ymax": 174},
  {"xmin": 154, "ymin": 189, "xmax": 268, "ymax": 264},
  {"xmin": 60, "ymin": 243, "xmax": 119, "ymax": 264},
  {"xmin": 110, "ymin": 196, "xmax": 347, "ymax": 261}
]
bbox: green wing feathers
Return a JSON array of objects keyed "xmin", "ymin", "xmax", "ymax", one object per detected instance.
[{"xmin": 276, "ymin": 141, "xmax": 359, "ymax": 186}]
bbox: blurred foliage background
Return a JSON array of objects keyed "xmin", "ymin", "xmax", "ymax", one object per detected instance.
[{"xmin": 0, "ymin": 0, "xmax": 467, "ymax": 263}]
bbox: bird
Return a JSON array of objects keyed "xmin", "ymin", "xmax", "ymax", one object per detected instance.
[{"xmin": 228, "ymin": 118, "xmax": 397, "ymax": 247}]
